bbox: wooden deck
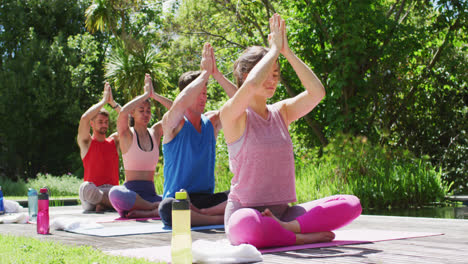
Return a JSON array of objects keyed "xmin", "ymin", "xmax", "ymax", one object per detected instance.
[{"xmin": 1, "ymin": 205, "xmax": 467, "ymax": 263}]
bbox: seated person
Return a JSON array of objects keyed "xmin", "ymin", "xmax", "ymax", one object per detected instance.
[
  {"xmin": 109, "ymin": 74, "xmax": 172, "ymax": 218},
  {"xmin": 220, "ymin": 14, "xmax": 362, "ymax": 248},
  {"xmin": 77, "ymin": 82, "xmax": 121, "ymax": 213},
  {"xmin": 158, "ymin": 43, "xmax": 237, "ymax": 226}
]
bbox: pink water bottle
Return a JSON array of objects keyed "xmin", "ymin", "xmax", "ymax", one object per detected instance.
[{"xmin": 37, "ymin": 188, "xmax": 50, "ymax": 234}]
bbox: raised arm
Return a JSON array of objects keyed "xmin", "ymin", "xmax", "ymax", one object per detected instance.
[
  {"xmin": 162, "ymin": 44, "xmax": 212, "ymax": 138},
  {"xmin": 107, "ymin": 83, "xmax": 121, "ymax": 114},
  {"xmin": 209, "ymin": 44, "xmax": 237, "ymax": 99},
  {"xmin": 77, "ymin": 82, "xmax": 111, "ymax": 157},
  {"xmin": 219, "ymin": 14, "xmax": 284, "ymax": 144},
  {"xmin": 117, "ymin": 74, "xmax": 152, "ymax": 152},
  {"xmin": 150, "ymin": 91, "xmax": 173, "ymax": 110},
  {"xmin": 105, "ymin": 83, "xmax": 121, "ymax": 150},
  {"xmin": 274, "ymin": 15, "xmax": 325, "ymax": 126}
]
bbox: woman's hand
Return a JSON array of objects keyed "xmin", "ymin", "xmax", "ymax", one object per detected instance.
[
  {"xmin": 279, "ymin": 16, "xmax": 291, "ymax": 55},
  {"xmin": 143, "ymin": 73, "xmax": 153, "ymax": 96},
  {"xmin": 268, "ymin": 13, "xmax": 284, "ymax": 52}
]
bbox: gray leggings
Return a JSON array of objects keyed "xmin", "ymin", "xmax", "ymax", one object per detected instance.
[{"xmin": 79, "ymin": 182, "xmax": 114, "ymax": 212}]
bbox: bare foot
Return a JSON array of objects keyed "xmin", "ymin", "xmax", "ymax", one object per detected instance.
[
  {"xmin": 190, "ymin": 212, "xmax": 224, "ymax": 226},
  {"xmin": 199, "ymin": 208, "xmax": 213, "ymax": 215},
  {"xmin": 126, "ymin": 208, "xmax": 159, "ymax": 218},
  {"xmin": 262, "ymin": 208, "xmax": 336, "ymax": 245},
  {"xmin": 190, "ymin": 204, "xmax": 203, "ymax": 214},
  {"xmin": 151, "ymin": 201, "xmax": 160, "ymax": 210},
  {"xmin": 95, "ymin": 204, "xmax": 106, "ymax": 213},
  {"xmin": 296, "ymin": 231, "xmax": 335, "ymax": 245},
  {"xmin": 199, "ymin": 202, "xmax": 226, "ymax": 216},
  {"xmin": 262, "ymin": 208, "xmax": 300, "ymax": 233},
  {"xmin": 96, "ymin": 203, "xmax": 114, "ymax": 213}
]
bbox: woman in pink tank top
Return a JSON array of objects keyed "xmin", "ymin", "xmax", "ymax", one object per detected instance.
[
  {"xmin": 108, "ymin": 74, "xmax": 173, "ymax": 218},
  {"xmin": 219, "ymin": 14, "xmax": 362, "ymax": 248}
]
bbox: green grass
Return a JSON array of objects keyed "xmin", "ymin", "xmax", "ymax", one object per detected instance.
[{"xmin": 0, "ymin": 234, "xmax": 164, "ymax": 264}]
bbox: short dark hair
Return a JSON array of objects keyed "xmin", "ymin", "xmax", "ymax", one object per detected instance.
[{"xmin": 178, "ymin": 71, "xmax": 202, "ymax": 92}]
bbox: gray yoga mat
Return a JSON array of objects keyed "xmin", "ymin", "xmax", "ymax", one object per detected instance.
[{"xmin": 67, "ymin": 223, "xmax": 224, "ymax": 237}]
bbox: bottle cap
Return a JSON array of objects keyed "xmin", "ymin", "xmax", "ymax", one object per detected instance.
[
  {"xmin": 28, "ymin": 188, "xmax": 37, "ymax": 194},
  {"xmin": 175, "ymin": 191, "xmax": 187, "ymax": 200},
  {"xmin": 39, "ymin": 188, "xmax": 48, "ymax": 194}
]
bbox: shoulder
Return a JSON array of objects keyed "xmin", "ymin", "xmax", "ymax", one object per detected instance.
[
  {"xmin": 271, "ymin": 102, "xmax": 288, "ymax": 122},
  {"xmin": 109, "ymin": 132, "xmax": 119, "ymax": 141},
  {"xmin": 108, "ymin": 132, "xmax": 119, "ymax": 145},
  {"xmin": 150, "ymin": 122, "xmax": 163, "ymax": 137},
  {"xmin": 162, "ymin": 116, "xmax": 186, "ymax": 144},
  {"xmin": 204, "ymin": 111, "xmax": 219, "ymax": 128}
]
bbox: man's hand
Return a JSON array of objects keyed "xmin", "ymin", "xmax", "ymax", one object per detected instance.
[
  {"xmin": 210, "ymin": 44, "xmax": 220, "ymax": 76},
  {"xmin": 103, "ymin": 82, "xmax": 112, "ymax": 103},
  {"xmin": 200, "ymin": 43, "xmax": 214, "ymax": 75}
]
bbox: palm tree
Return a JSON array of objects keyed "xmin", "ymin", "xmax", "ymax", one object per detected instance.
[
  {"xmin": 85, "ymin": 0, "xmax": 142, "ymax": 38},
  {"xmin": 105, "ymin": 41, "xmax": 171, "ymax": 104},
  {"xmin": 86, "ymin": 0, "xmax": 170, "ymax": 111},
  {"xmin": 85, "ymin": 0, "xmax": 118, "ymax": 36}
]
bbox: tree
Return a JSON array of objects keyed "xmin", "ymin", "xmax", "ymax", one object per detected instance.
[
  {"xmin": 104, "ymin": 41, "xmax": 171, "ymax": 103},
  {"xmin": 161, "ymin": 0, "xmax": 468, "ymax": 192},
  {"xmin": 0, "ymin": 0, "xmax": 108, "ymax": 180},
  {"xmin": 85, "ymin": 0, "xmax": 172, "ymax": 103}
]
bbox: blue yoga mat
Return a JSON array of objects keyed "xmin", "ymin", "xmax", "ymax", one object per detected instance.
[{"xmin": 67, "ymin": 223, "xmax": 224, "ymax": 237}]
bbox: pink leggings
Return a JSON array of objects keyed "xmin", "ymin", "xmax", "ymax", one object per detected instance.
[{"xmin": 226, "ymin": 195, "xmax": 362, "ymax": 248}]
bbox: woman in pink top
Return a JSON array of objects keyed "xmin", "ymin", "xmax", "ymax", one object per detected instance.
[
  {"xmin": 220, "ymin": 14, "xmax": 362, "ymax": 248},
  {"xmin": 109, "ymin": 74, "xmax": 172, "ymax": 218}
]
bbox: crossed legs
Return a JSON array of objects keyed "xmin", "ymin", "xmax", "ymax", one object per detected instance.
[{"xmin": 226, "ymin": 195, "xmax": 362, "ymax": 248}]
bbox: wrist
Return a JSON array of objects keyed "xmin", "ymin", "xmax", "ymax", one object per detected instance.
[
  {"xmin": 201, "ymin": 70, "xmax": 210, "ymax": 78},
  {"xmin": 212, "ymin": 70, "xmax": 221, "ymax": 79},
  {"xmin": 111, "ymin": 102, "xmax": 120, "ymax": 109},
  {"xmin": 270, "ymin": 46, "xmax": 281, "ymax": 55},
  {"xmin": 282, "ymin": 48, "xmax": 294, "ymax": 58}
]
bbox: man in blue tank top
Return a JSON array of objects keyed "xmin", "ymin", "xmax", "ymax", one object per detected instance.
[{"xmin": 159, "ymin": 43, "xmax": 237, "ymax": 226}]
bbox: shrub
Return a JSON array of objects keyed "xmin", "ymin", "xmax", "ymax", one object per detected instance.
[
  {"xmin": 27, "ymin": 173, "xmax": 82, "ymax": 197},
  {"xmin": 296, "ymin": 134, "xmax": 451, "ymax": 209}
]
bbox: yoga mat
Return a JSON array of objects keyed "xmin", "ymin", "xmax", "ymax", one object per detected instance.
[
  {"xmin": 67, "ymin": 223, "xmax": 224, "ymax": 237},
  {"xmin": 259, "ymin": 229, "xmax": 444, "ymax": 253},
  {"xmin": 105, "ymin": 229, "xmax": 443, "ymax": 262},
  {"xmin": 94, "ymin": 215, "xmax": 161, "ymax": 223}
]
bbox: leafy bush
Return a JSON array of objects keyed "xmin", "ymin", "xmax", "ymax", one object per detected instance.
[
  {"xmin": 296, "ymin": 134, "xmax": 451, "ymax": 209},
  {"xmin": 1, "ymin": 173, "xmax": 81, "ymax": 198},
  {"xmin": 29, "ymin": 173, "xmax": 82, "ymax": 197},
  {"xmin": 0, "ymin": 178, "xmax": 29, "ymax": 197}
]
